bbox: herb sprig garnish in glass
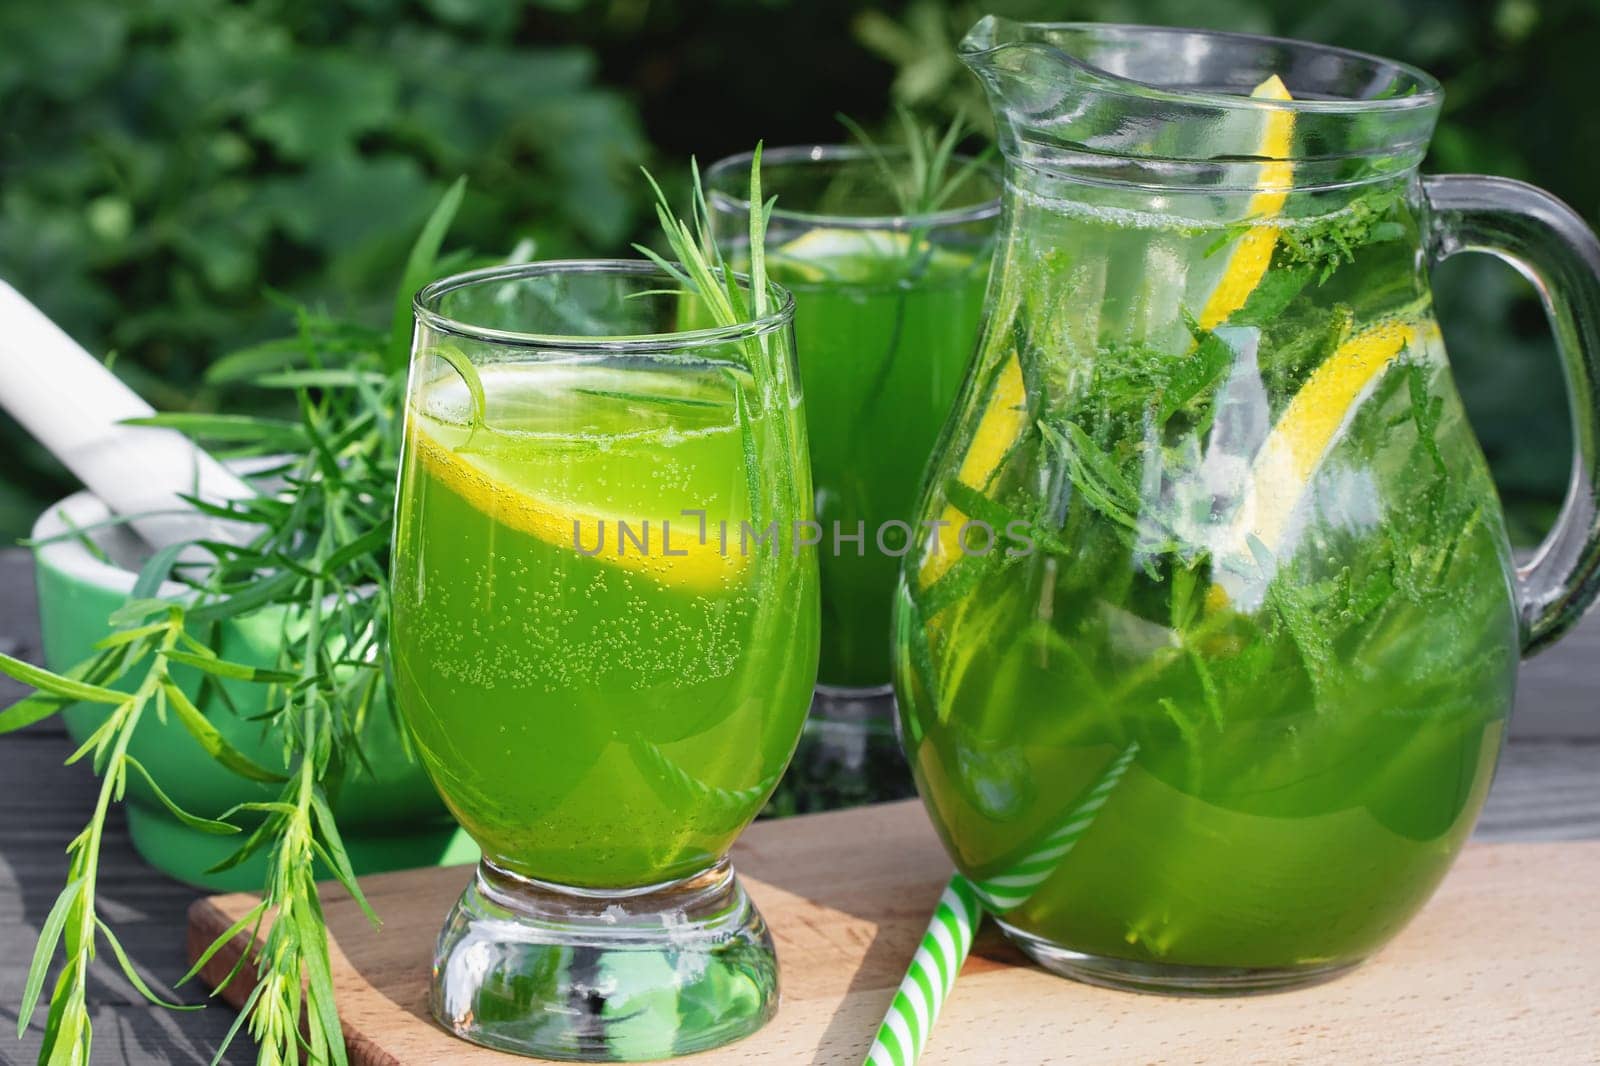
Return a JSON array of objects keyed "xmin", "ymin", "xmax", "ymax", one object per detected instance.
[
  {"xmin": 705, "ymin": 123, "xmax": 1000, "ymax": 763},
  {"xmin": 391, "ymin": 156, "xmax": 818, "ymax": 1060}
]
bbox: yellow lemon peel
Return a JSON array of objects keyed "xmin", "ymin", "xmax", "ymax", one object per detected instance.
[
  {"xmin": 1198, "ymin": 75, "xmax": 1296, "ymax": 331},
  {"xmin": 1207, "ymin": 318, "xmax": 1437, "ymax": 611},
  {"xmin": 412, "ymin": 418, "xmax": 749, "ymax": 593},
  {"xmin": 919, "ymin": 354, "xmax": 1028, "ymax": 589}
]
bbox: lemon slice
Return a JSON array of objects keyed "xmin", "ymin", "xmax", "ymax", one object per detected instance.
[
  {"xmin": 773, "ymin": 227, "xmax": 973, "ymax": 284},
  {"xmin": 780, "ymin": 226, "xmax": 911, "ymax": 258},
  {"xmin": 411, "ymin": 416, "xmax": 749, "ymax": 595},
  {"xmin": 1208, "ymin": 318, "xmax": 1436, "ymax": 608},
  {"xmin": 1198, "ymin": 75, "xmax": 1296, "ymax": 331},
  {"xmin": 919, "ymin": 353, "xmax": 1029, "ymax": 589}
]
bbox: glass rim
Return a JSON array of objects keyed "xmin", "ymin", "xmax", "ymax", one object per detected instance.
[
  {"xmin": 962, "ymin": 19, "xmax": 1443, "ymax": 117},
  {"xmin": 704, "ymin": 144, "xmax": 1004, "ymax": 231},
  {"xmin": 412, "ymin": 259, "xmax": 796, "ymax": 353}
]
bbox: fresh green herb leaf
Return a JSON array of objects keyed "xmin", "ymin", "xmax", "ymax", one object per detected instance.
[
  {"xmin": 163, "ymin": 650, "xmax": 298, "ymax": 685},
  {"xmin": 389, "ymin": 176, "xmax": 467, "ymax": 369},
  {"xmin": 0, "ymin": 692, "xmax": 73, "ymax": 735},
  {"xmin": 0, "ymin": 651, "xmax": 127, "ymax": 706},
  {"xmin": 121, "ymin": 414, "xmax": 311, "ymax": 447},
  {"xmin": 839, "ymin": 107, "xmax": 995, "ymax": 219},
  {"xmin": 1160, "ymin": 331, "xmax": 1236, "ymax": 421},
  {"xmin": 17, "ymin": 878, "xmax": 83, "ymax": 1036},
  {"xmin": 1038, "ymin": 420, "xmax": 1140, "ymax": 531},
  {"xmin": 131, "ymin": 542, "xmax": 193, "ymax": 602},
  {"xmin": 123, "ymin": 756, "xmax": 241, "ymax": 835},
  {"xmin": 1408, "ymin": 363, "xmax": 1448, "ymax": 474},
  {"xmin": 96, "ymin": 917, "xmax": 204, "ymax": 1011},
  {"xmin": 162, "ymin": 681, "xmax": 288, "ymax": 782},
  {"xmin": 1276, "ymin": 187, "xmax": 1406, "ymax": 282},
  {"xmin": 1231, "ymin": 265, "xmax": 1314, "ymax": 327},
  {"xmin": 177, "ymin": 901, "xmax": 268, "ymax": 989},
  {"xmin": 310, "ymin": 789, "xmax": 378, "ymax": 926}
]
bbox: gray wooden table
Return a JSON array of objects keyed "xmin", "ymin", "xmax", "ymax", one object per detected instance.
[{"xmin": 1, "ymin": 547, "xmax": 1597, "ymax": 1065}]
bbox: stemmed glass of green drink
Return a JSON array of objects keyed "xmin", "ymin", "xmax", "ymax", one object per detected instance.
[
  {"xmin": 705, "ymin": 145, "xmax": 999, "ymax": 803},
  {"xmin": 391, "ymin": 260, "xmax": 818, "ymax": 1059}
]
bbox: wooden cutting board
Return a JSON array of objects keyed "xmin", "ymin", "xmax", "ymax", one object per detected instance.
[{"xmin": 187, "ymin": 801, "xmax": 1600, "ymax": 1064}]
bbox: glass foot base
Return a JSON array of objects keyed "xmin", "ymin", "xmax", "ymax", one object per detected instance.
[
  {"xmin": 766, "ymin": 687, "xmax": 916, "ymax": 813},
  {"xmin": 432, "ymin": 859, "xmax": 777, "ymax": 1061},
  {"xmin": 996, "ymin": 919, "xmax": 1363, "ymax": 996}
]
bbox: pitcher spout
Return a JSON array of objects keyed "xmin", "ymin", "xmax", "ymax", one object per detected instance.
[
  {"xmin": 959, "ymin": 17, "xmax": 1442, "ymax": 191},
  {"xmin": 958, "ymin": 16, "xmax": 1094, "ymax": 143}
]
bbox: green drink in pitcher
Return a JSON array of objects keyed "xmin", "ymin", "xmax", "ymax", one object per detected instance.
[
  {"xmin": 392, "ymin": 261, "xmax": 817, "ymax": 1059},
  {"xmin": 898, "ymin": 184, "xmax": 1517, "ymax": 972},
  {"xmin": 709, "ymin": 147, "xmax": 999, "ymax": 693},
  {"xmin": 897, "ymin": 19, "xmax": 1600, "ymax": 994}
]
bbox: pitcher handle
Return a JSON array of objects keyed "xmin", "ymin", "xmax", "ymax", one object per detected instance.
[{"xmin": 1422, "ymin": 175, "xmax": 1600, "ymax": 655}]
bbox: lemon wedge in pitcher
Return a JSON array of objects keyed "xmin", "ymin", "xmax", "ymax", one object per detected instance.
[
  {"xmin": 1199, "ymin": 75, "xmax": 1296, "ymax": 330},
  {"xmin": 918, "ymin": 353, "xmax": 1029, "ymax": 589},
  {"xmin": 1208, "ymin": 318, "xmax": 1437, "ymax": 609}
]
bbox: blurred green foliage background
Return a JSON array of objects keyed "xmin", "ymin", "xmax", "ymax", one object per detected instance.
[{"xmin": 1, "ymin": 0, "xmax": 1590, "ymax": 543}]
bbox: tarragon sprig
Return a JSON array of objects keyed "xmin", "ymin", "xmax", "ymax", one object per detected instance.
[
  {"xmin": 632, "ymin": 146, "xmax": 795, "ymax": 519},
  {"xmin": 2, "ymin": 179, "xmax": 468, "ymax": 1066},
  {"xmin": 1, "ymin": 605, "xmax": 286, "ymax": 1064},
  {"xmin": 837, "ymin": 107, "xmax": 995, "ymax": 220},
  {"xmin": 633, "ymin": 146, "xmax": 777, "ymax": 367}
]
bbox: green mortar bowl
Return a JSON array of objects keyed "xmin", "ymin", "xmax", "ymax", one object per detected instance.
[{"xmin": 31, "ymin": 490, "xmax": 478, "ymax": 890}]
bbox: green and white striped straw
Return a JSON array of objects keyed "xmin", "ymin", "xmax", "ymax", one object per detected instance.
[
  {"xmin": 863, "ymin": 743, "xmax": 1139, "ymax": 1066},
  {"xmin": 968, "ymin": 742, "xmax": 1140, "ymax": 912},
  {"xmin": 862, "ymin": 874, "xmax": 982, "ymax": 1066}
]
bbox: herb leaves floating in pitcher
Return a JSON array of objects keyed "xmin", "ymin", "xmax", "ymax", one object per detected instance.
[{"xmin": 901, "ymin": 164, "xmax": 1513, "ymax": 807}]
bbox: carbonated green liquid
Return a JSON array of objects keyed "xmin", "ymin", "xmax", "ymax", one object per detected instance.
[
  {"xmin": 897, "ymin": 181, "xmax": 1520, "ymax": 970},
  {"xmin": 392, "ymin": 360, "xmax": 817, "ymax": 889},
  {"xmin": 769, "ymin": 237, "xmax": 988, "ymax": 688}
]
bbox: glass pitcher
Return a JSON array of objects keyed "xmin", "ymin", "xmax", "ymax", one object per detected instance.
[{"xmin": 894, "ymin": 18, "xmax": 1600, "ymax": 994}]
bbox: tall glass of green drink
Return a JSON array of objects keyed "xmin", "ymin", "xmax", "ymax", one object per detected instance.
[
  {"xmin": 705, "ymin": 146, "xmax": 999, "ymax": 805},
  {"xmin": 392, "ymin": 261, "xmax": 817, "ymax": 1059}
]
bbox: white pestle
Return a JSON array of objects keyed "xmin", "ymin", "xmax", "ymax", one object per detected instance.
[{"xmin": 0, "ymin": 280, "xmax": 261, "ymax": 554}]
